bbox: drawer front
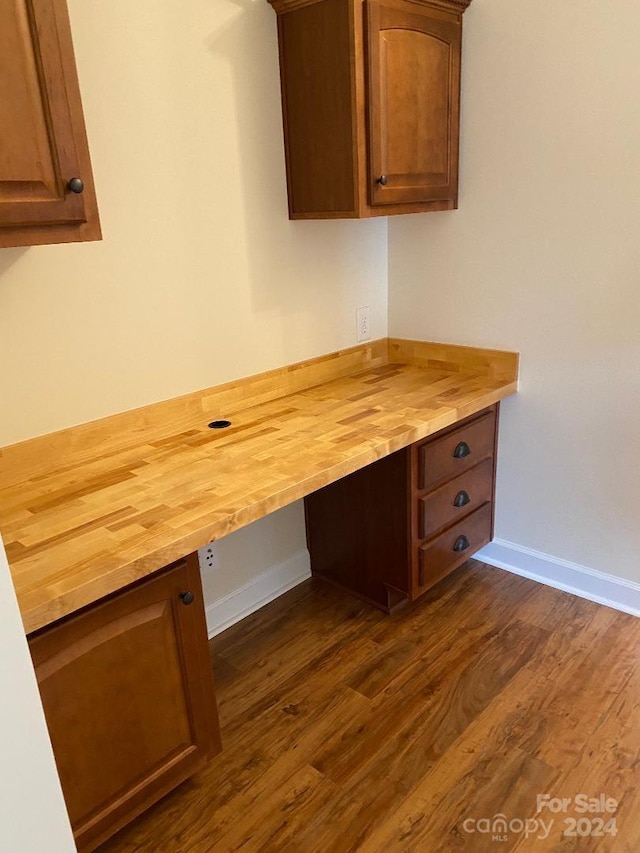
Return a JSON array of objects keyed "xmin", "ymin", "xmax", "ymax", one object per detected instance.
[
  {"xmin": 418, "ymin": 411, "xmax": 495, "ymax": 491},
  {"xmin": 418, "ymin": 458, "xmax": 494, "ymax": 540},
  {"xmin": 415, "ymin": 502, "xmax": 492, "ymax": 596}
]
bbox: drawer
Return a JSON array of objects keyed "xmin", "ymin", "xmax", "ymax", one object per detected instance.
[
  {"xmin": 418, "ymin": 458, "xmax": 494, "ymax": 540},
  {"xmin": 418, "ymin": 411, "xmax": 495, "ymax": 491},
  {"xmin": 415, "ymin": 502, "xmax": 492, "ymax": 596}
]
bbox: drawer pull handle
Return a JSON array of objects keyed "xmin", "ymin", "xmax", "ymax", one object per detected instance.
[
  {"xmin": 179, "ymin": 591, "xmax": 195, "ymax": 605},
  {"xmin": 453, "ymin": 441, "xmax": 471, "ymax": 459},
  {"xmin": 453, "ymin": 535, "xmax": 470, "ymax": 553},
  {"xmin": 453, "ymin": 490, "xmax": 471, "ymax": 508}
]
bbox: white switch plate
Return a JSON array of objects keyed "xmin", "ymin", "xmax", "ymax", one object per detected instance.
[{"xmin": 356, "ymin": 306, "xmax": 371, "ymax": 342}]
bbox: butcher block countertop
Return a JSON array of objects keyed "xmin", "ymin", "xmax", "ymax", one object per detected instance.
[{"xmin": 0, "ymin": 338, "xmax": 518, "ymax": 634}]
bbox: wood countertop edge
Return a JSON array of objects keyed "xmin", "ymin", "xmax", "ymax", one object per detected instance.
[
  {"xmin": 0, "ymin": 340, "xmax": 390, "ymax": 490},
  {"xmin": 17, "ymin": 377, "xmax": 517, "ymax": 635},
  {"xmin": 1, "ymin": 339, "xmax": 519, "ymax": 634},
  {"xmin": 0, "ymin": 338, "xmax": 518, "ymax": 490}
]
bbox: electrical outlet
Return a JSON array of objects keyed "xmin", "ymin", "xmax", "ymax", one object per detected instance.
[
  {"xmin": 356, "ymin": 306, "xmax": 371, "ymax": 342},
  {"xmin": 197, "ymin": 543, "xmax": 218, "ymax": 572}
]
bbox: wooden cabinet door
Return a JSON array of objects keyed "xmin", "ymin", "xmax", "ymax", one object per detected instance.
[
  {"xmin": 366, "ymin": 0, "xmax": 462, "ymax": 206},
  {"xmin": 0, "ymin": 0, "xmax": 100, "ymax": 244},
  {"xmin": 29, "ymin": 556, "xmax": 221, "ymax": 853}
]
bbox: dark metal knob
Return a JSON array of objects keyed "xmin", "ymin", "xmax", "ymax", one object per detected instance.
[
  {"xmin": 68, "ymin": 177, "xmax": 84, "ymax": 194},
  {"xmin": 377, "ymin": 175, "xmax": 388, "ymax": 186},
  {"xmin": 179, "ymin": 591, "xmax": 195, "ymax": 605},
  {"xmin": 453, "ymin": 490, "xmax": 471, "ymax": 508},
  {"xmin": 453, "ymin": 535, "xmax": 470, "ymax": 553},
  {"xmin": 453, "ymin": 441, "xmax": 471, "ymax": 459}
]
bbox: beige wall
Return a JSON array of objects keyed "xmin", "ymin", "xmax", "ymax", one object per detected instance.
[
  {"xmin": 389, "ymin": 0, "xmax": 640, "ymax": 582},
  {"xmin": 0, "ymin": 0, "xmax": 387, "ymax": 447},
  {"xmin": 0, "ymin": 0, "xmax": 387, "ymax": 606}
]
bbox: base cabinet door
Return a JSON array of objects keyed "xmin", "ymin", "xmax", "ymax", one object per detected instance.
[{"xmin": 28, "ymin": 555, "xmax": 221, "ymax": 853}]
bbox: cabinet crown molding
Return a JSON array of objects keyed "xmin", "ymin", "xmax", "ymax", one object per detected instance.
[{"xmin": 268, "ymin": 0, "xmax": 473, "ymax": 15}]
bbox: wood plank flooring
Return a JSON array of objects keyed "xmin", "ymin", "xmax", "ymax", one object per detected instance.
[{"xmin": 98, "ymin": 562, "xmax": 640, "ymax": 852}]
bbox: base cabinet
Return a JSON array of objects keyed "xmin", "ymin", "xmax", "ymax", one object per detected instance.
[
  {"xmin": 305, "ymin": 406, "xmax": 498, "ymax": 609},
  {"xmin": 28, "ymin": 554, "xmax": 221, "ymax": 852}
]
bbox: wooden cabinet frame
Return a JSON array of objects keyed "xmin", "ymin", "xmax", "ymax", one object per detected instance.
[
  {"xmin": 29, "ymin": 555, "xmax": 221, "ymax": 852},
  {"xmin": 268, "ymin": 0, "xmax": 473, "ymax": 218},
  {"xmin": 0, "ymin": 0, "xmax": 101, "ymax": 247},
  {"xmin": 305, "ymin": 405, "xmax": 498, "ymax": 610}
]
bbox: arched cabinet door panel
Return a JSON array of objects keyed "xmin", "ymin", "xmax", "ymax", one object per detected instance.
[
  {"xmin": 366, "ymin": 0, "xmax": 461, "ymax": 206},
  {"xmin": 0, "ymin": 0, "xmax": 100, "ymax": 247},
  {"xmin": 267, "ymin": 0, "xmax": 471, "ymax": 218}
]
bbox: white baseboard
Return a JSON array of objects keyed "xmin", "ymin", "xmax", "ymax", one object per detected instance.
[
  {"xmin": 204, "ymin": 539, "xmax": 640, "ymax": 637},
  {"xmin": 205, "ymin": 549, "xmax": 311, "ymax": 638},
  {"xmin": 477, "ymin": 539, "xmax": 640, "ymax": 618}
]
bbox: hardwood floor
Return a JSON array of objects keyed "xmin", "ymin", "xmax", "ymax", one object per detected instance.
[{"xmin": 98, "ymin": 561, "xmax": 640, "ymax": 852}]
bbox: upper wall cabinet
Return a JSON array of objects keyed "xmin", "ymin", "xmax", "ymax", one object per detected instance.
[
  {"xmin": 267, "ymin": 0, "xmax": 473, "ymax": 219},
  {"xmin": 0, "ymin": 0, "xmax": 101, "ymax": 248}
]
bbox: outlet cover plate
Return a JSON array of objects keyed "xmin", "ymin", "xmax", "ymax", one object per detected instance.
[{"xmin": 356, "ymin": 306, "xmax": 371, "ymax": 342}]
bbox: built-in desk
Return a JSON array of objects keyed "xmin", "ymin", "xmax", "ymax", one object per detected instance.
[
  {"xmin": 0, "ymin": 338, "xmax": 518, "ymax": 634},
  {"xmin": 0, "ymin": 337, "xmax": 518, "ymax": 851}
]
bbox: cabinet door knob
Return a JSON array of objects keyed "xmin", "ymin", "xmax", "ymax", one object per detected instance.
[
  {"xmin": 453, "ymin": 535, "xmax": 470, "ymax": 553},
  {"xmin": 67, "ymin": 177, "xmax": 84, "ymax": 194},
  {"xmin": 453, "ymin": 490, "xmax": 471, "ymax": 508},
  {"xmin": 377, "ymin": 175, "xmax": 388, "ymax": 186},
  {"xmin": 179, "ymin": 591, "xmax": 195, "ymax": 605},
  {"xmin": 453, "ymin": 441, "xmax": 471, "ymax": 459}
]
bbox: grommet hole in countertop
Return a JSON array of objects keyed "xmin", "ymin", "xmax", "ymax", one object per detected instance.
[{"xmin": 208, "ymin": 420, "xmax": 232, "ymax": 429}]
